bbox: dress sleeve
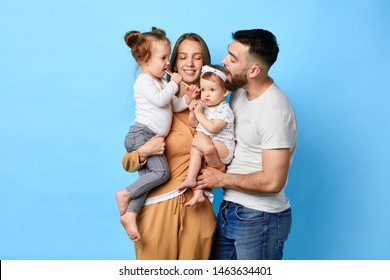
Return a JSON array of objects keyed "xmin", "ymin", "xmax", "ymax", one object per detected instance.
[{"xmin": 121, "ymin": 150, "xmax": 147, "ymax": 173}]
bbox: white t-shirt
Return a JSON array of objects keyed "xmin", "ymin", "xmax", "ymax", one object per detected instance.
[
  {"xmin": 133, "ymin": 73, "xmax": 187, "ymax": 136},
  {"xmin": 224, "ymin": 83, "xmax": 298, "ymax": 213}
]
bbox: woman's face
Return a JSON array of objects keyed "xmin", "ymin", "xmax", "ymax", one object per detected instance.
[{"xmin": 174, "ymin": 40, "xmax": 204, "ymax": 85}]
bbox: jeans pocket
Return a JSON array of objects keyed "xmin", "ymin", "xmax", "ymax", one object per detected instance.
[
  {"xmin": 277, "ymin": 208, "xmax": 292, "ymax": 246},
  {"xmin": 234, "ymin": 205, "xmax": 268, "ymax": 223},
  {"xmin": 124, "ymin": 129, "xmax": 138, "ymax": 152}
]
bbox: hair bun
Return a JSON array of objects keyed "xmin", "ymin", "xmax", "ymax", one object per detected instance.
[
  {"xmin": 124, "ymin": 31, "xmax": 142, "ymax": 48},
  {"xmin": 151, "ymin": 27, "xmax": 166, "ymax": 37}
]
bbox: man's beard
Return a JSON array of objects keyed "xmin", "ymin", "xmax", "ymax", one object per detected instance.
[{"xmin": 225, "ymin": 71, "xmax": 248, "ymax": 91}]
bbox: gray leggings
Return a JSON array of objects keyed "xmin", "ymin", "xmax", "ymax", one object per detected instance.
[{"xmin": 124, "ymin": 122, "xmax": 169, "ymax": 213}]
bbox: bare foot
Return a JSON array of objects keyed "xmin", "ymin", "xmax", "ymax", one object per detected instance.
[
  {"xmin": 178, "ymin": 177, "xmax": 197, "ymax": 192},
  {"xmin": 185, "ymin": 191, "xmax": 205, "ymax": 207},
  {"xmin": 115, "ymin": 190, "xmax": 131, "ymax": 216},
  {"xmin": 120, "ymin": 212, "xmax": 141, "ymax": 242}
]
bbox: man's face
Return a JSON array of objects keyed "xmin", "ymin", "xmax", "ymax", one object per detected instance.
[{"xmin": 221, "ymin": 40, "xmax": 250, "ymax": 91}]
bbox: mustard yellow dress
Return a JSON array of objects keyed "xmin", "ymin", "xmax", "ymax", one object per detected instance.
[{"xmin": 122, "ymin": 109, "xmax": 224, "ymax": 260}]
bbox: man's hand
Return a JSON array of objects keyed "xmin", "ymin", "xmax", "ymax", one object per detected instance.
[{"xmin": 196, "ymin": 165, "xmax": 224, "ymax": 190}]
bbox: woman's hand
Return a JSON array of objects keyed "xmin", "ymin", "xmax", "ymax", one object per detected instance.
[{"xmin": 138, "ymin": 135, "xmax": 165, "ymax": 162}]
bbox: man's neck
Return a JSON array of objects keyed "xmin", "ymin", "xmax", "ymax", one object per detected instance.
[{"xmin": 244, "ymin": 76, "xmax": 274, "ymax": 101}]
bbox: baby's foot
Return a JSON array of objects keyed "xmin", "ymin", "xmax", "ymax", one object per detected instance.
[
  {"xmin": 178, "ymin": 178, "xmax": 197, "ymax": 192},
  {"xmin": 120, "ymin": 212, "xmax": 141, "ymax": 242},
  {"xmin": 185, "ymin": 192, "xmax": 205, "ymax": 207},
  {"xmin": 115, "ymin": 190, "xmax": 131, "ymax": 216}
]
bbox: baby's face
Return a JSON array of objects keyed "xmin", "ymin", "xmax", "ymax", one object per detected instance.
[{"xmin": 200, "ymin": 78, "xmax": 227, "ymax": 107}]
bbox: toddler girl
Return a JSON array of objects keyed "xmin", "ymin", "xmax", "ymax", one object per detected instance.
[{"xmin": 116, "ymin": 27, "xmax": 187, "ymax": 241}]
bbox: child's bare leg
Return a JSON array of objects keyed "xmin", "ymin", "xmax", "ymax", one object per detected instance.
[
  {"xmin": 178, "ymin": 146, "xmax": 203, "ymax": 191},
  {"xmin": 192, "ymin": 132, "xmax": 221, "ymax": 167},
  {"xmin": 115, "ymin": 190, "xmax": 132, "ymax": 216},
  {"xmin": 212, "ymin": 140, "xmax": 230, "ymax": 163},
  {"xmin": 119, "ymin": 211, "xmax": 141, "ymax": 242},
  {"xmin": 185, "ymin": 189, "xmax": 205, "ymax": 207}
]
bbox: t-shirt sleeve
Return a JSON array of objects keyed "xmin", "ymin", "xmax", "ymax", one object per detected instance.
[{"xmin": 259, "ymin": 110, "xmax": 296, "ymax": 149}]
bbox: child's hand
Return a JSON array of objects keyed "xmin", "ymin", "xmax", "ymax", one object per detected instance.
[
  {"xmin": 170, "ymin": 72, "xmax": 183, "ymax": 86},
  {"xmin": 194, "ymin": 101, "xmax": 204, "ymax": 115},
  {"xmin": 186, "ymin": 84, "xmax": 201, "ymax": 100},
  {"xmin": 189, "ymin": 100, "xmax": 198, "ymax": 111}
]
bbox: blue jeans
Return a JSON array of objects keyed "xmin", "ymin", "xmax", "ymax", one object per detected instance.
[
  {"xmin": 124, "ymin": 122, "xmax": 169, "ymax": 213},
  {"xmin": 210, "ymin": 200, "xmax": 292, "ymax": 260}
]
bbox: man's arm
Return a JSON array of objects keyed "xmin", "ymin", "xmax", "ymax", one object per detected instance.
[{"xmin": 196, "ymin": 148, "xmax": 291, "ymax": 194}]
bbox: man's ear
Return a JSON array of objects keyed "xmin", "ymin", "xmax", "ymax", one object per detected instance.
[{"xmin": 248, "ymin": 64, "xmax": 262, "ymax": 78}]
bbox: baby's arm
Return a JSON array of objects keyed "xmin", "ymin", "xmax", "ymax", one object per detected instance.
[
  {"xmin": 188, "ymin": 100, "xmax": 200, "ymax": 127},
  {"xmin": 194, "ymin": 103, "xmax": 227, "ymax": 134}
]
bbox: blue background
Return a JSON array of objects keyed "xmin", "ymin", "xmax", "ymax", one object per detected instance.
[{"xmin": 1, "ymin": 0, "xmax": 389, "ymax": 260}]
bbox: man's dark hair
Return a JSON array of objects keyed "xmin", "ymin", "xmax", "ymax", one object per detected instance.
[{"xmin": 232, "ymin": 29, "xmax": 279, "ymax": 68}]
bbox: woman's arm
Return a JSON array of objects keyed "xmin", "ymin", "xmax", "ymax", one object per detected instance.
[
  {"xmin": 122, "ymin": 135, "xmax": 166, "ymax": 172},
  {"xmin": 122, "ymin": 150, "xmax": 145, "ymax": 173}
]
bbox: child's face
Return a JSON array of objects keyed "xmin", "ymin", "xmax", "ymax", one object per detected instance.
[
  {"xmin": 200, "ymin": 78, "xmax": 227, "ymax": 107},
  {"xmin": 144, "ymin": 40, "xmax": 171, "ymax": 79}
]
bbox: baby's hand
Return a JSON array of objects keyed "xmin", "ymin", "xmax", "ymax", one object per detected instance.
[
  {"xmin": 194, "ymin": 101, "xmax": 204, "ymax": 114},
  {"xmin": 187, "ymin": 84, "xmax": 201, "ymax": 100},
  {"xmin": 189, "ymin": 99, "xmax": 198, "ymax": 111},
  {"xmin": 170, "ymin": 72, "xmax": 183, "ymax": 86}
]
